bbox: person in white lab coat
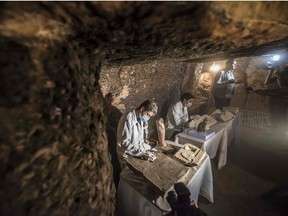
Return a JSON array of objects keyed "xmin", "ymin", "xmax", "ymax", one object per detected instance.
[
  {"xmin": 165, "ymin": 93, "xmax": 195, "ymax": 140},
  {"xmin": 213, "ymin": 59, "xmax": 242, "ymax": 109},
  {"xmin": 117, "ymin": 100, "xmax": 158, "ymax": 170}
]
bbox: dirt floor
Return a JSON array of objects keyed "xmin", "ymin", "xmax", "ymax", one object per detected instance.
[{"xmin": 198, "ymin": 126, "xmax": 288, "ymax": 216}]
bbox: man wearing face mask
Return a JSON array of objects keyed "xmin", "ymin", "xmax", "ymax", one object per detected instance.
[
  {"xmin": 117, "ymin": 100, "xmax": 158, "ymax": 170},
  {"xmin": 165, "ymin": 93, "xmax": 195, "ymax": 141}
]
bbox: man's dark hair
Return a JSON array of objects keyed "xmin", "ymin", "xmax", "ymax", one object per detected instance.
[
  {"xmin": 225, "ymin": 58, "xmax": 236, "ymax": 67},
  {"xmin": 180, "ymin": 93, "xmax": 194, "ymax": 102},
  {"xmin": 226, "ymin": 58, "xmax": 235, "ymax": 66},
  {"xmin": 137, "ymin": 100, "xmax": 158, "ymax": 114}
]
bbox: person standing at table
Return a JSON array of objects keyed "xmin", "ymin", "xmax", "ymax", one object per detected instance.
[
  {"xmin": 213, "ymin": 58, "xmax": 242, "ymax": 109},
  {"xmin": 165, "ymin": 92, "xmax": 195, "ymax": 141},
  {"xmin": 117, "ymin": 100, "xmax": 158, "ymax": 170}
]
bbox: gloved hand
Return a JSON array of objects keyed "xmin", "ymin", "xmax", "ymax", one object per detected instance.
[
  {"xmin": 228, "ymin": 79, "xmax": 235, "ymax": 84},
  {"xmin": 140, "ymin": 143, "xmax": 152, "ymax": 152}
]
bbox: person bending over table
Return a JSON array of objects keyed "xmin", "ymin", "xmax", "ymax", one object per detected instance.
[
  {"xmin": 165, "ymin": 92, "xmax": 195, "ymax": 141},
  {"xmin": 117, "ymin": 100, "xmax": 158, "ymax": 170}
]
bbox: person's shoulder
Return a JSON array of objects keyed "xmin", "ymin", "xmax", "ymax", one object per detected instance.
[
  {"xmin": 173, "ymin": 101, "xmax": 183, "ymax": 109},
  {"xmin": 172, "ymin": 101, "xmax": 180, "ymax": 106},
  {"xmin": 220, "ymin": 69, "xmax": 227, "ymax": 73},
  {"xmin": 125, "ymin": 110, "xmax": 135, "ymax": 118}
]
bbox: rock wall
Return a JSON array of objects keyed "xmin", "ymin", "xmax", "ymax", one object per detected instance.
[
  {"xmin": 244, "ymin": 53, "xmax": 288, "ymax": 112},
  {"xmin": 238, "ymin": 57, "xmax": 269, "ymax": 112},
  {"xmin": 100, "ymin": 61, "xmax": 189, "ymax": 134},
  {"xmin": 182, "ymin": 58, "xmax": 268, "ymax": 113},
  {"xmin": 0, "ymin": 37, "xmax": 115, "ymax": 216}
]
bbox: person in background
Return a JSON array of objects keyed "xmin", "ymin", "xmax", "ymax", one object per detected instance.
[
  {"xmin": 165, "ymin": 92, "xmax": 195, "ymax": 141},
  {"xmin": 213, "ymin": 58, "xmax": 242, "ymax": 109},
  {"xmin": 254, "ymin": 63, "xmax": 288, "ymax": 135},
  {"xmin": 117, "ymin": 100, "xmax": 158, "ymax": 170}
]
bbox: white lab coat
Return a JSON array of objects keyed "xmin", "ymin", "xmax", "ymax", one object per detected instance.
[
  {"xmin": 213, "ymin": 70, "xmax": 235, "ymax": 99},
  {"xmin": 165, "ymin": 101, "xmax": 189, "ymax": 139},
  {"xmin": 117, "ymin": 110, "xmax": 150, "ymax": 169}
]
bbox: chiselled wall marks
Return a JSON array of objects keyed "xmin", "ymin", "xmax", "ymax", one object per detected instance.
[
  {"xmin": 0, "ymin": 40, "xmax": 115, "ymax": 216},
  {"xmin": 244, "ymin": 56, "xmax": 275, "ymax": 112},
  {"xmin": 100, "ymin": 61, "xmax": 188, "ymax": 117}
]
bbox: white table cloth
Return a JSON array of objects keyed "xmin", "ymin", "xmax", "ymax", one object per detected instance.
[
  {"xmin": 175, "ymin": 116, "xmax": 240, "ymax": 169},
  {"xmin": 116, "ymin": 156, "xmax": 213, "ymax": 216}
]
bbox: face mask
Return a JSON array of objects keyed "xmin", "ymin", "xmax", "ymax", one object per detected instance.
[{"xmin": 140, "ymin": 114, "xmax": 150, "ymax": 122}]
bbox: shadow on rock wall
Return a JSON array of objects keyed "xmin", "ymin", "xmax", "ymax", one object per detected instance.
[
  {"xmin": 104, "ymin": 93, "xmax": 122, "ymax": 187},
  {"xmin": 0, "ymin": 36, "xmax": 32, "ymax": 107},
  {"xmin": 0, "ymin": 36, "xmax": 36, "ymax": 216}
]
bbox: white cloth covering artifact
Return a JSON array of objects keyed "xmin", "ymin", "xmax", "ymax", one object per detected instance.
[
  {"xmin": 117, "ymin": 110, "xmax": 152, "ymax": 169},
  {"xmin": 165, "ymin": 101, "xmax": 189, "ymax": 139}
]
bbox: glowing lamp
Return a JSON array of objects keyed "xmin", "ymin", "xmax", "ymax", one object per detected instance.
[
  {"xmin": 210, "ymin": 63, "xmax": 220, "ymax": 72},
  {"xmin": 273, "ymin": 55, "xmax": 280, "ymax": 61}
]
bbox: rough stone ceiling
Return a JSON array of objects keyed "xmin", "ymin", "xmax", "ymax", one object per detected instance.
[{"xmin": 1, "ymin": 2, "xmax": 288, "ymax": 65}]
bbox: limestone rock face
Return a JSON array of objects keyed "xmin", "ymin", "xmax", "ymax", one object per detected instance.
[
  {"xmin": 1, "ymin": 2, "xmax": 288, "ymax": 216},
  {"xmin": 0, "ymin": 35, "xmax": 115, "ymax": 216},
  {"xmin": 100, "ymin": 61, "xmax": 187, "ymax": 140}
]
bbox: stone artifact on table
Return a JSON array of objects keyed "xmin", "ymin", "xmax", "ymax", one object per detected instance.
[
  {"xmin": 206, "ymin": 116, "xmax": 217, "ymax": 128},
  {"xmin": 210, "ymin": 109, "xmax": 223, "ymax": 119},
  {"xmin": 156, "ymin": 118, "xmax": 167, "ymax": 147},
  {"xmin": 156, "ymin": 118, "xmax": 175, "ymax": 154},
  {"xmin": 197, "ymin": 117, "xmax": 209, "ymax": 132},
  {"xmin": 188, "ymin": 115, "xmax": 217, "ymax": 130},
  {"xmin": 127, "ymin": 152, "xmax": 190, "ymax": 193},
  {"xmin": 222, "ymin": 106, "xmax": 239, "ymax": 115},
  {"xmin": 126, "ymin": 151, "xmax": 193, "ymax": 211},
  {"xmin": 173, "ymin": 144, "xmax": 206, "ymax": 167},
  {"xmin": 188, "ymin": 114, "xmax": 208, "ymax": 129},
  {"xmin": 218, "ymin": 110, "xmax": 235, "ymax": 122}
]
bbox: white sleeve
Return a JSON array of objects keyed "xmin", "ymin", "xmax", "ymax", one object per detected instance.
[
  {"xmin": 182, "ymin": 108, "xmax": 189, "ymax": 122},
  {"xmin": 172, "ymin": 105, "xmax": 182, "ymax": 126},
  {"xmin": 215, "ymin": 71, "xmax": 228, "ymax": 85},
  {"xmin": 118, "ymin": 114, "xmax": 133, "ymax": 147},
  {"xmin": 173, "ymin": 105, "xmax": 187, "ymax": 127}
]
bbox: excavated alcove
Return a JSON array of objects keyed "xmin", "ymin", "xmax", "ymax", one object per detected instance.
[{"xmin": 1, "ymin": 2, "xmax": 288, "ymax": 216}]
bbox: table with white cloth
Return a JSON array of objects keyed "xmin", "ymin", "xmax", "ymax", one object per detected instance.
[
  {"xmin": 175, "ymin": 116, "xmax": 240, "ymax": 169},
  {"xmin": 116, "ymin": 154, "xmax": 213, "ymax": 216}
]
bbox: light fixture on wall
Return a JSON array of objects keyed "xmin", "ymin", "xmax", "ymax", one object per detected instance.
[
  {"xmin": 272, "ymin": 54, "xmax": 280, "ymax": 61},
  {"xmin": 209, "ymin": 62, "xmax": 220, "ymax": 72}
]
